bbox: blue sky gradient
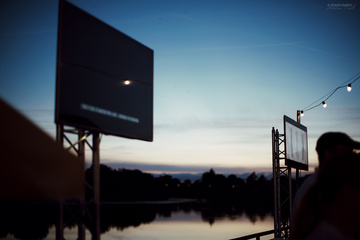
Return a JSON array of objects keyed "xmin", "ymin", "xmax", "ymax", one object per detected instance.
[{"xmin": 1, "ymin": 0, "xmax": 360, "ymax": 175}]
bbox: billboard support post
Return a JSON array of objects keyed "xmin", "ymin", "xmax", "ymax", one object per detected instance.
[
  {"xmin": 92, "ymin": 132, "xmax": 101, "ymax": 240},
  {"xmin": 56, "ymin": 199, "xmax": 64, "ymax": 240},
  {"xmin": 55, "ymin": 124, "xmax": 64, "ymax": 240},
  {"xmin": 77, "ymin": 129, "xmax": 86, "ymax": 240},
  {"xmin": 56, "ymin": 125, "xmax": 86, "ymax": 240},
  {"xmin": 296, "ymin": 110, "xmax": 301, "ymax": 123},
  {"xmin": 272, "ymin": 127, "xmax": 291, "ymax": 239},
  {"xmin": 56, "ymin": 124, "xmax": 64, "ymax": 145},
  {"xmin": 295, "ymin": 110, "xmax": 301, "ymax": 191},
  {"xmin": 273, "ymin": 115, "xmax": 308, "ymax": 238},
  {"xmin": 56, "ymin": 125, "xmax": 100, "ymax": 240}
]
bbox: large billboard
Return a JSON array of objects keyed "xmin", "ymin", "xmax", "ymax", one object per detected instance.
[
  {"xmin": 284, "ymin": 115, "xmax": 308, "ymax": 170},
  {"xmin": 55, "ymin": 1, "xmax": 153, "ymax": 141}
]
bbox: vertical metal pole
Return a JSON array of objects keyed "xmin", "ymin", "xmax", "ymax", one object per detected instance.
[
  {"xmin": 56, "ymin": 200, "xmax": 64, "ymax": 240},
  {"xmin": 296, "ymin": 112, "xmax": 300, "ymax": 193},
  {"xmin": 272, "ymin": 128, "xmax": 277, "ymax": 238},
  {"xmin": 276, "ymin": 129, "xmax": 282, "ymax": 238},
  {"xmin": 56, "ymin": 0, "xmax": 64, "ymax": 233},
  {"xmin": 56, "ymin": 0, "xmax": 65, "ymax": 236},
  {"xmin": 56, "ymin": 124, "xmax": 64, "ymax": 240},
  {"xmin": 296, "ymin": 110, "xmax": 301, "ymax": 184},
  {"xmin": 296, "ymin": 110, "xmax": 301, "ymax": 123},
  {"xmin": 92, "ymin": 132, "xmax": 101, "ymax": 240},
  {"xmin": 288, "ymin": 165, "xmax": 293, "ymax": 235},
  {"xmin": 56, "ymin": 124, "xmax": 64, "ymax": 145},
  {"xmin": 77, "ymin": 130, "xmax": 86, "ymax": 240},
  {"xmin": 272, "ymin": 128, "xmax": 280, "ymax": 238}
]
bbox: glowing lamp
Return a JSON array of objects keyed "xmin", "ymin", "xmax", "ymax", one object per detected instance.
[
  {"xmin": 123, "ymin": 80, "xmax": 131, "ymax": 85},
  {"xmin": 322, "ymin": 101, "xmax": 327, "ymax": 108},
  {"xmin": 347, "ymin": 84, "xmax": 352, "ymax": 92}
]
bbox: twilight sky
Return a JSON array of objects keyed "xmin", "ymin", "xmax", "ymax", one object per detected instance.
[{"xmin": 1, "ymin": 0, "xmax": 360, "ymax": 176}]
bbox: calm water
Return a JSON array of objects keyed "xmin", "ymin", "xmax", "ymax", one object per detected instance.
[
  {"xmin": 48, "ymin": 210, "xmax": 274, "ymax": 240},
  {"xmin": 1, "ymin": 202, "xmax": 275, "ymax": 240},
  {"xmin": 102, "ymin": 211, "xmax": 274, "ymax": 240}
]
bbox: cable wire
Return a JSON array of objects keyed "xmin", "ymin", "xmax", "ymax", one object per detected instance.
[{"xmin": 301, "ymin": 71, "xmax": 360, "ymax": 112}]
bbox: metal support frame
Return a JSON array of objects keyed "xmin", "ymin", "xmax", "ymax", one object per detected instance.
[
  {"xmin": 55, "ymin": 125, "xmax": 65, "ymax": 240},
  {"xmin": 56, "ymin": 124, "xmax": 101, "ymax": 240},
  {"xmin": 295, "ymin": 111, "xmax": 301, "ymax": 191},
  {"xmin": 272, "ymin": 128, "xmax": 292, "ymax": 239},
  {"xmin": 92, "ymin": 132, "xmax": 101, "ymax": 240},
  {"xmin": 56, "ymin": 199, "xmax": 64, "ymax": 240}
]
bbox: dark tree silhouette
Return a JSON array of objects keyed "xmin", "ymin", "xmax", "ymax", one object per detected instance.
[{"xmin": 84, "ymin": 165, "xmax": 277, "ymax": 206}]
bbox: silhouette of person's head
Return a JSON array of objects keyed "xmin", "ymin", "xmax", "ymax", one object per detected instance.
[
  {"xmin": 291, "ymin": 152, "xmax": 360, "ymax": 240},
  {"xmin": 312, "ymin": 152, "xmax": 360, "ymax": 239},
  {"xmin": 315, "ymin": 132, "xmax": 360, "ymax": 165}
]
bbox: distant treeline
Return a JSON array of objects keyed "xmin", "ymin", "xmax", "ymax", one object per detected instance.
[{"xmin": 85, "ymin": 165, "xmax": 310, "ymax": 205}]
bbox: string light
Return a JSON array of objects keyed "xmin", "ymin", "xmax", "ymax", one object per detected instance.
[
  {"xmin": 298, "ymin": 72, "xmax": 360, "ymax": 116},
  {"xmin": 123, "ymin": 80, "xmax": 131, "ymax": 85},
  {"xmin": 347, "ymin": 84, "xmax": 352, "ymax": 92}
]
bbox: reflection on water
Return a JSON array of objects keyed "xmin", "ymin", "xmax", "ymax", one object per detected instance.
[
  {"xmin": 99, "ymin": 209, "xmax": 274, "ymax": 240},
  {"xmin": 1, "ymin": 200, "xmax": 274, "ymax": 240}
]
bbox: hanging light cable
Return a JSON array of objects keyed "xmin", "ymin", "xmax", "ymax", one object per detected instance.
[{"xmin": 299, "ymin": 71, "xmax": 360, "ymax": 114}]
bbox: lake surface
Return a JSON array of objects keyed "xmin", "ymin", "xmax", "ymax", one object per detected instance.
[
  {"xmin": 102, "ymin": 211, "xmax": 274, "ymax": 240},
  {"xmin": 43, "ymin": 212, "xmax": 274, "ymax": 240},
  {"xmin": 1, "ymin": 201, "xmax": 275, "ymax": 240},
  {"xmin": 55, "ymin": 207, "xmax": 273, "ymax": 240}
]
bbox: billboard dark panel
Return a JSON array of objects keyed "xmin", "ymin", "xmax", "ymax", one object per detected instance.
[
  {"xmin": 283, "ymin": 115, "xmax": 308, "ymax": 171},
  {"xmin": 55, "ymin": 1, "xmax": 153, "ymax": 141}
]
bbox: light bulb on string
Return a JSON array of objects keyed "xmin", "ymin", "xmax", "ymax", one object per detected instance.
[
  {"xmin": 322, "ymin": 101, "xmax": 327, "ymax": 108},
  {"xmin": 299, "ymin": 72, "xmax": 360, "ymax": 114},
  {"xmin": 123, "ymin": 80, "xmax": 131, "ymax": 85},
  {"xmin": 347, "ymin": 84, "xmax": 352, "ymax": 92}
]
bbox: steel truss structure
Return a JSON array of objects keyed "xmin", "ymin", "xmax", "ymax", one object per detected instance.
[
  {"xmin": 56, "ymin": 124, "xmax": 101, "ymax": 240},
  {"xmin": 272, "ymin": 127, "xmax": 292, "ymax": 239}
]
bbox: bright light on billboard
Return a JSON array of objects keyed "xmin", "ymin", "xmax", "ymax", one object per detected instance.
[
  {"xmin": 55, "ymin": 1, "xmax": 153, "ymax": 141},
  {"xmin": 284, "ymin": 115, "xmax": 308, "ymax": 170}
]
